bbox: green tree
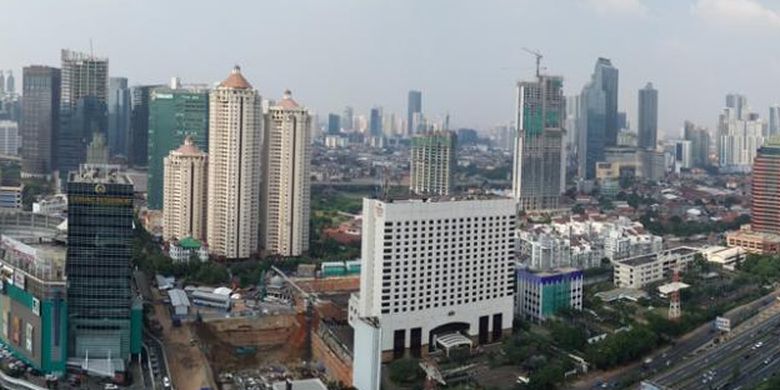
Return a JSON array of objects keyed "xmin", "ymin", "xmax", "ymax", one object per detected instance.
[
  {"xmin": 549, "ymin": 321, "xmax": 587, "ymax": 351},
  {"xmin": 388, "ymin": 358, "xmax": 424, "ymax": 385}
]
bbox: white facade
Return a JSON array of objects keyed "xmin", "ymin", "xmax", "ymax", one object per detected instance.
[
  {"xmin": 409, "ymin": 131, "xmax": 456, "ymax": 196},
  {"xmin": 350, "ymin": 197, "xmax": 516, "ymax": 359},
  {"xmin": 718, "ymin": 107, "xmax": 765, "ymax": 170},
  {"xmin": 168, "ymin": 241, "xmax": 209, "ymax": 263},
  {"xmin": 351, "ymin": 316, "xmax": 382, "ymax": 390},
  {"xmin": 0, "ymin": 120, "xmax": 19, "ymax": 156},
  {"xmin": 517, "ymin": 217, "xmax": 660, "ymax": 271},
  {"xmin": 673, "ymin": 139, "xmax": 693, "ymax": 171},
  {"xmin": 701, "ymin": 246, "xmax": 746, "ymax": 271},
  {"xmin": 613, "ymin": 247, "xmax": 699, "ymax": 289},
  {"xmin": 262, "ymin": 91, "xmax": 312, "ymax": 257},
  {"xmin": 163, "ymin": 137, "xmax": 208, "ymax": 242},
  {"xmin": 206, "ymin": 66, "xmax": 262, "ymax": 259},
  {"xmin": 32, "ymin": 194, "xmax": 67, "ymax": 216}
]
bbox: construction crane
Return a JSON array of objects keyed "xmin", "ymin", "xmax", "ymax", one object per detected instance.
[{"xmin": 522, "ymin": 47, "xmax": 543, "ymax": 77}]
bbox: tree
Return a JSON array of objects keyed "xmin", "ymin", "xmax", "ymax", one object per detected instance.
[
  {"xmin": 549, "ymin": 321, "xmax": 587, "ymax": 352},
  {"xmin": 585, "ymin": 326, "xmax": 659, "ymax": 369},
  {"xmin": 388, "ymin": 358, "xmax": 424, "ymax": 385},
  {"xmin": 523, "ymin": 363, "xmax": 564, "ymax": 390}
]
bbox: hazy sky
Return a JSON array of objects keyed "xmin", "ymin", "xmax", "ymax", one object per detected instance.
[{"xmin": 3, "ymin": 0, "xmax": 780, "ymax": 138}]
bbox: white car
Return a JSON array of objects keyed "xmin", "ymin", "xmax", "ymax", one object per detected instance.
[
  {"xmin": 163, "ymin": 376, "xmax": 171, "ymax": 388},
  {"xmin": 104, "ymin": 384, "xmax": 119, "ymax": 390}
]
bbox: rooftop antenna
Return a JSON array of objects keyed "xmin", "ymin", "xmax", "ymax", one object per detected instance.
[
  {"xmin": 89, "ymin": 38, "xmax": 94, "ymax": 57},
  {"xmin": 522, "ymin": 47, "xmax": 543, "ymax": 78}
]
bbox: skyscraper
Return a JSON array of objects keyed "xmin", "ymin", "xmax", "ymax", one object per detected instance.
[
  {"xmin": 617, "ymin": 111, "xmax": 628, "ymax": 131},
  {"xmin": 718, "ymin": 95, "xmax": 764, "ymax": 171},
  {"xmin": 409, "ymin": 131, "xmax": 456, "ymax": 196},
  {"xmin": 327, "ymin": 113, "xmax": 341, "ymax": 135},
  {"xmin": 342, "ymin": 106, "xmax": 354, "ymax": 131},
  {"xmin": 0, "ymin": 120, "xmax": 19, "ymax": 156},
  {"xmin": 513, "ymin": 75, "xmax": 565, "ymax": 210},
  {"xmin": 407, "ymin": 90, "xmax": 422, "ymax": 135},
  {"xmin": 579, "ymin": 58, "xmax": 618, "ymax": 179},
  {"xmin": 20, "ymin": 66, "xmax": 60, "ymax": 176},
  {"xmin": 85, "ymin": 132, "xmax": 109, "ymax": 164},
  {"xmin": 146, "ymin": 82, "xmax": 209, "ymax": 210},
  {"xmin": 597, "ymin": 59, "xmax": 619, "ymax": 146},
  {"xmin": 262, "ymin": 91, "xmax": 312, "ymax": 257},
  {"xmin": 565, "ymin": 95, "xmax": 581, "ymax": 161},
  {"xmin": 6, "ymin": 71, "xmax": 15, "ymax": 95},
  {"xmin": 726, "ymin": 93, "xmax": 747, "ymax": 119},
  {"xmin": 673, "ymin": 139, "xmax": 693, "ymax": 171},
  {"xmin": 350, "ymin": 197, "xmax": 515, "ymax": 372},
  {"xmin": 0, "ymin": 71, "xmax": 4, "ymax": 94},
  {"xmin": 108, "ymin": 77, "xmax": 131, "ymax": 158},
  {"xmin": 206, "ymin": 66, "xmax": 262, "ymax": 260},
  {"xmin": 66, "ymin": 164, "xmax": 138, "ymax": 362},
  {"xmin": 163, "ymin": 136, "xmax": 208, "ymax": 242},
  {"xmin": 129, "ymin": 85, "xmax": 158, "ymax": 167},
  {"xmin": 769, "ymin": 105, "xmax": 780, "ymax": 137},
  {"xmin": 752, "ymin": 140, "xmax": 780, "ymax": 235},
  {"xmin": 58, "ymin": 50, "xmax": 108, "ymax": 175},
  {"xmin": 684, "ymin": 121, "xmax": 711, "ymax": 168},
  {"xmin": 638, "ymin": 82, "xmax": 658, "ymax": 150},
  {"xmin": 369, "ymin": 107, "xmax": 383, "ymax": 138}
]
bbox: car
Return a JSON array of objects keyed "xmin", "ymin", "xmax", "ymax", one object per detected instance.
[
  {"xmin": 765, "ymin": 358, "xmax": 772, "ymax": 365},
  {"xmin": 163, "ymin": 376, "xmax": 171, "ymax": 388},
  {"xmin": 104, "ymin": 384, "xmax": 119, "ymax": 390}
]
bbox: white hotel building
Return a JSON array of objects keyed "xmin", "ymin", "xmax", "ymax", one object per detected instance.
[{"xmin": 350, "ymin": 197, "xmax": 516, "ymax": 388}]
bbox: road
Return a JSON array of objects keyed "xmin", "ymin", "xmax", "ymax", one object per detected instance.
[
  {"xmin": 144, "ymin": 330, "xmax": 171, "ymax": 390},
  {"xmin": 133, "ymin": 269, "xmax": 173, "ymax": 390},
  {"xmin": 571, "ymin": 290, "xmax": 780, "ymax": 389},
  {"xmin": 644, "ymin": 301, "xmax": 780, "ymax": 390}
]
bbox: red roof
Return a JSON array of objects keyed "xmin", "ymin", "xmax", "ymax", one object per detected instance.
[
  {"xmin": 173, "ymin": 136, "xmax": 204, "ymax": 156},
  {"xmin": 278, "ymin": 89, "xmax": 300, "ymax": 109},
  {"xmin": 220, "ymin": 65, "xmax": 252, "ymax": 89}
]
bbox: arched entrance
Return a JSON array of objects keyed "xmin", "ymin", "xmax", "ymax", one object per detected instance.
[{"xmin": 428, "ymin": 322, "xmax": 470, "ymax": 353}]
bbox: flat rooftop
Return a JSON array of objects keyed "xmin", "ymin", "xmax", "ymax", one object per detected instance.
[
  {"xmin": 620, "ymin": 253, "xmax": 657, "ymax": 267},
  {"xmin": 669, "ymin": 246, "xmax": 698, "ymax": 256},
  {"xmin": 68, "ymin": 164, "xmax": 132, "ymax": 185},
  {"xmin": 378, "ymin": 192, "xmax": 511, "ymax": 204},
  {"xmin": 595, "ymin": 288, "xmax": 648, "ymax": 302},
  {"xmin": 727, "ymin": 230, "xmax": 780, "ymax": 242}
]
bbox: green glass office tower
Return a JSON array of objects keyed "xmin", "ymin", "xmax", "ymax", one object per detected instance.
[
  {"xmin": 147, "ymin": 86, "xmax": 209, "ymax": 210},
  {"xmin": 66, "ymin": 165, "xmax": 135, "ymax": 363}
]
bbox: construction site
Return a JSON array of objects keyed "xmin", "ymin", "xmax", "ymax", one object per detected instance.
[{"xmin": 154, "ymin": 265, "xmax": 359, "ymax": 390}]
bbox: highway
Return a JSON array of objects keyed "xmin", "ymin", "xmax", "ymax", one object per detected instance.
[
  {"xmin": 574, "ymin": 291, "xmax": 780, "ymax": 389},
  {"xmin": 644, "ymin": 301, "xmax": 780, "ymax": 390}
]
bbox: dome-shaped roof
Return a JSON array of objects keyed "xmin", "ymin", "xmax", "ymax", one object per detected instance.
[
  {"xmin": 278, "ymin": 89, "xmax": 300, "ymax": 109},
  {"xmin": 173, "ymin": 135, "xmax": 204, "ymax": 156},
  {"xmin": 220, "ymin": 65, "xmax": 252, "ymax": 89},
  {"xmin": 269, "ymin": 275, "xmax": 284, "ymax": 288}
]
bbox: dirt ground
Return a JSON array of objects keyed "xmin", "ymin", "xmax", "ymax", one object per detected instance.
[
  {"xmin": 192, "ymin": 314, "xmax": 305, "ymax": 375},
  {"xmin": 152, "ymin": 294, "xmax": 216, "ymax": 390}
]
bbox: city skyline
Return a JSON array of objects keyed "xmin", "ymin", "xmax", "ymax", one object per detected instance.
[{"xmin": 3, "ymin": 0, "xmax": 780, "ymax": 136}]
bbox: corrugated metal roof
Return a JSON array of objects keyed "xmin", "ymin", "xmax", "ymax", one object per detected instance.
[{"xmin": 167, "ymin": 289, "xmax": 190, "ymax": 307}]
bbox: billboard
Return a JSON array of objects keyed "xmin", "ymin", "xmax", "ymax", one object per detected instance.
[{"xmin": 715, "ymin": 316, "xmax": 731, "ymax": 332}]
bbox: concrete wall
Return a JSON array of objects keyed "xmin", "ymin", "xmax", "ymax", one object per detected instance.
[{"xmin": 312, "ymin": 332, "xmax": 352, "ymax": 386}]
